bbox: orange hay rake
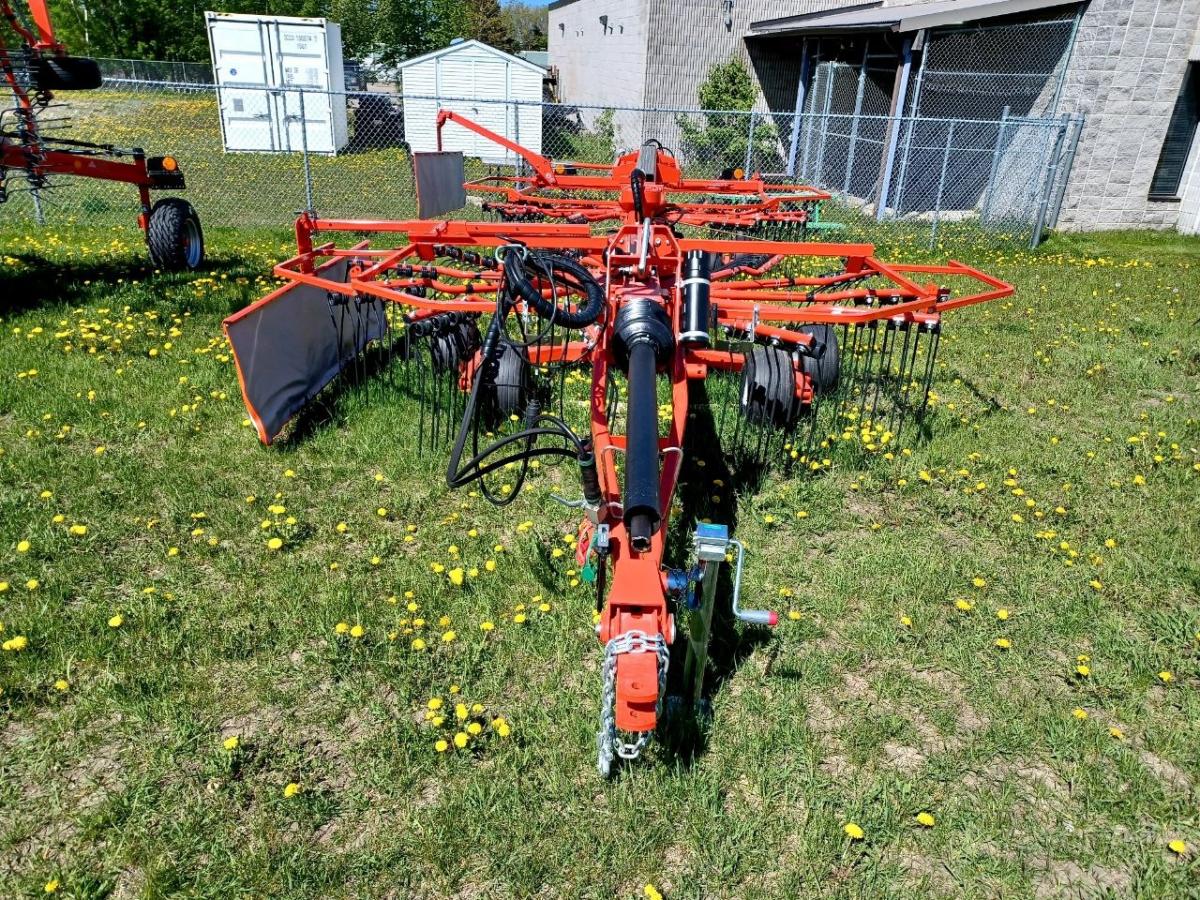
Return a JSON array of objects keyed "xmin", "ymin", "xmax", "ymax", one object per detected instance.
[
  {"xmin": 225, "ymin": 113, "xmax": 1013, "ymax": 775},
  {"xmin": 0, "ymin": 0, "xmax": 204, "ymax": 269}
]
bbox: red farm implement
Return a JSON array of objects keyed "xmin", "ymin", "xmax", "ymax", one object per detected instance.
[
  {"xmin": 224, "ymin": 112, "xmax": 1013, "ymax": 775},
  {"xmin": 0, "ymin": 0, "xmax": 204, "ymax": 269}
]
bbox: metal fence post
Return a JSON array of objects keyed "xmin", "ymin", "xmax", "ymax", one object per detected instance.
[
  {"xmin": 1046, "ymin": 115, "xmax": 1085, "ymax": 230},
  {"xmin": 894, "ymin": 31, "xmax": 928, "ymax": 214},
  {"xmin": 298, "ymin": 88, "xmax": 314, "ymax": 213},
  {"xmin": 842, "ymin": 43, "xmax": 870, "ymax": 194},
  {"xmin": 743, "ymin": 110, "xmax": 755, "ymax": 175},
  {"xmin": 877, "ymin": 35, "xmax": 915, "ymax": 221},
  {"xmin": 930, "ymin": 120, "xmax": 955, "ymax": 248},
  {"xmin": 980, "ymin": 105, "xmax": 1010, "ymax": 225},
  {"xmin": 785, "ymin": 38, "xmax": 811, "ymax": 177},
  {"xmin": 811, "ymin": 65, "xmax": 835, "ymax": 186},
  {"xmin": 1030, "ymin": 117, "xmax": 1070, "ymax": 248}
]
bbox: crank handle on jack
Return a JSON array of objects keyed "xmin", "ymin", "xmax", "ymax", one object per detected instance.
[{"xmin": 728, "ymin": 539, "xmax": 778, "ymax": 627}]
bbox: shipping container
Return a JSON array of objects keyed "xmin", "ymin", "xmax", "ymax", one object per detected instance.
[{"xmin": 205, "ymin": 12, "xmax": 348, "ymax": 154}]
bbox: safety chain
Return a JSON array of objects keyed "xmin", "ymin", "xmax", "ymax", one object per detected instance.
[{"xmin": 597, "ymin": 629, "xmax": 670, "ymax": 777}]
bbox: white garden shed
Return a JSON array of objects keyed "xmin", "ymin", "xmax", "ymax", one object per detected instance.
[{"xmin": 398, "ymin": 39, "xmax": 544, "ymax": 165}]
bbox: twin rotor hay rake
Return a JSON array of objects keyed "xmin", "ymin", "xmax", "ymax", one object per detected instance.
[
  {"xmin": 225, "ymin": 113, "xmax": 1013, "ymax": 775},
  {"xmin": 0, "ymin": 0, "xmax": 205, "ymax": 270}
]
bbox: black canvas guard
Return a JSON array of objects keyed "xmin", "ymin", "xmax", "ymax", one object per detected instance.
[
  {"xmin": 224, "ymin": 259, "xmax": 388, "ymax": 444},
  {"xmin": 414, "ymin": 151, "xmax": 467, "ymax": 219}
]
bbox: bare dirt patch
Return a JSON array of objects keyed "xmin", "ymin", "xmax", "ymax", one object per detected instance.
[
  {"xmin": 1033, "ymin": 859, "xmax": 1131, "ymax": 899},
  {"xmin": 803, "ymin": 660, "xmax": 989, "ymax": 779}
]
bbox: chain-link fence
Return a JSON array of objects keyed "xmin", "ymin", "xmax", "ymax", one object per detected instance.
[
  {"xmin": 94, "ymin": 58, "xmax": 215, "ymax": 84},
  {"xmin": 1, "ymin": 79, "xmax": 1082, "ymax": 249}
]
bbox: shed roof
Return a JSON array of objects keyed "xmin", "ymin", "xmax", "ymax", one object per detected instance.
[
  {"xmin": 749, "ymin": 0, "xmax": 1081, "ymax": 36},
  {"xmin": 395, "ymin": 39, "xmax": 546, "ymax": 75}
]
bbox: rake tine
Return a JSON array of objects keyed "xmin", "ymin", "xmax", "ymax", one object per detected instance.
[
  {"xmin": 900, "ymin": 321, "xmax": 925, "ymax": 437},
  {"xmin": 914, "ymin": 322, "xmax": 942, "ymax": 427},
  {"xmin": 888, "ymin": 320, "xmax": 915, "ymax": 437},
  {"xmin": 868, "ymin": 318, "xmax": 899, "ymax": 431},
  {"xmin": 854, "ymin": 320, "xmax": 880, "ymax": 425}
]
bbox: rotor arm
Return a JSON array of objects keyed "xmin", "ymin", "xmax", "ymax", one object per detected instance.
[{"xmin": 436, "ymin": 109, "xmax": 558, "ymax": 186}]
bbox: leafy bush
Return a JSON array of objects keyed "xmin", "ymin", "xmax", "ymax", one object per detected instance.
[{"xmin": 678, "ymin": 58, "xmax": 778, "ymax": 177}]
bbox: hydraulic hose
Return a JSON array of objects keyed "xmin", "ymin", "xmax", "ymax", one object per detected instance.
[{"xmin": 502, "ymin": 251, "xmax": 605, "ymax": 330}]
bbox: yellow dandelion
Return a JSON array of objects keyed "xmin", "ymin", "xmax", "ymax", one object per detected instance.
[
  {"xmin": 843, "ymin": 822, "xmax": 865, "ymax": 840},
  {"xmin": 453, "ymin": 731, "xmax": 469, "ymax": 749},
  {"xmin": 915, "ymin": 812, "xmax": 936, "ymax": 827},
  {"xmin": 995, "ymin": 638, "xmax": 1012, "ymax": 650},
  {"xmin": 1168, "ymin": 839, "xmax": 1188, "ymax": 856},
  {"xmin": 434, "ymin": 739, "xmax": 449, "ymax": 753},
  {"xmin": 283, "ymin": 782, "xmax": 301, "ymax": 798},
  {"xmin": 223, "ymin": 736, "xmax": 240, "ymax": 751},
  {"xmin": 267, "ymin": 537, "xmax": 283, "ymax": 551},
  {"xmin": 349, "ymin": 624, "xmax": 365, "ymax": 639},
  {"xmin": 107, "ymin": 614, "xmax": 123, "ymax": 629}
]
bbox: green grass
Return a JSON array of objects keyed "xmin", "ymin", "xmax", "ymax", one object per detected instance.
[{"xmin": 1, "ymin": 222, "xmax": 1199, "ymax": 898}]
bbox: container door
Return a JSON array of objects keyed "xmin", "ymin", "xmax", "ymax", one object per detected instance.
[
  {"xmin": 209, "ymin": 18, "xmax": 277, "ymax": 152},
  {"xmin": 272, "ymin": 21, "xmax": 336, "ymax": 154}
]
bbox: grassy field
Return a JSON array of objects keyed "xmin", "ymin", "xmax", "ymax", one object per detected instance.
[{"xmin": 1, "ymin": 222, "xmax": 1199, "ymax": 899}]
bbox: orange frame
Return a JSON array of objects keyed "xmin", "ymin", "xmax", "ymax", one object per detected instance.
[{"xmin": 243, "ymin": 211, "xmax": 1013, "ymax": 739}]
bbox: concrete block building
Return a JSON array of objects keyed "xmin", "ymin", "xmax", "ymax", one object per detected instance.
[{"xmin": 548, "ymin": 0, "xmax": 1200, "ymax": 233}]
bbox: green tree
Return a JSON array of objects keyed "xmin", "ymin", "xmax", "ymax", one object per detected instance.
[
  {"xmin": 501, "ymin": 2, "xmax": 547, "ymax": 51},
  {"xmin": 677, "ymin": 58, "xmax": 777, "ymax": 176},
  {"xmin": 40, "ymin": 0, "xmax": 518, "ymax": 69},
  {"xmin": 461, "ymin": 0, "xmax": 515, "ymax": 53}
]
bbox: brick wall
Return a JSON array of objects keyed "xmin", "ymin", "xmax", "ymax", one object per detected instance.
[{"xmin": 1055, "ymin": 0, "xmax": 1200, "ymax": 230}]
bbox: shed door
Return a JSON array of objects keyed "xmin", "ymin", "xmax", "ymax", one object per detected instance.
[{"xmin": 470, "ymin": 58, "xmax": 510, "ymax": 159}]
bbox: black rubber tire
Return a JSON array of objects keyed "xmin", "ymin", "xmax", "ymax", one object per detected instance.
[
  {"xmin": 34, "ymin": 55, "xmax": 102, "ymax": 91},
  {"xmin": 429, "ymin": 333, "xmax": 459, "ymax": 373},
  {"xmin": 740, "ymin": 345, "xmax": 800, "ymax": 428},
  {"xmin": 489, "ymin": 343, "xmax": 532, "ymax": 419},
  {"xmin": 799, "ymin": 324, "xmax": 839, "ymax": 396},
  {"xmin": 147, "ymin": 198, "xmax": 204, "ymax": 271},
  {"xmin": 455, "ymin": 318, "xmax": 481, "ymax": 358}
]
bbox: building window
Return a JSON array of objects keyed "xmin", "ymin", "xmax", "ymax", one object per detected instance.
[{"xmin": 1149, "ymin": 62, "xmax": 1199, "ymax": 201}]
